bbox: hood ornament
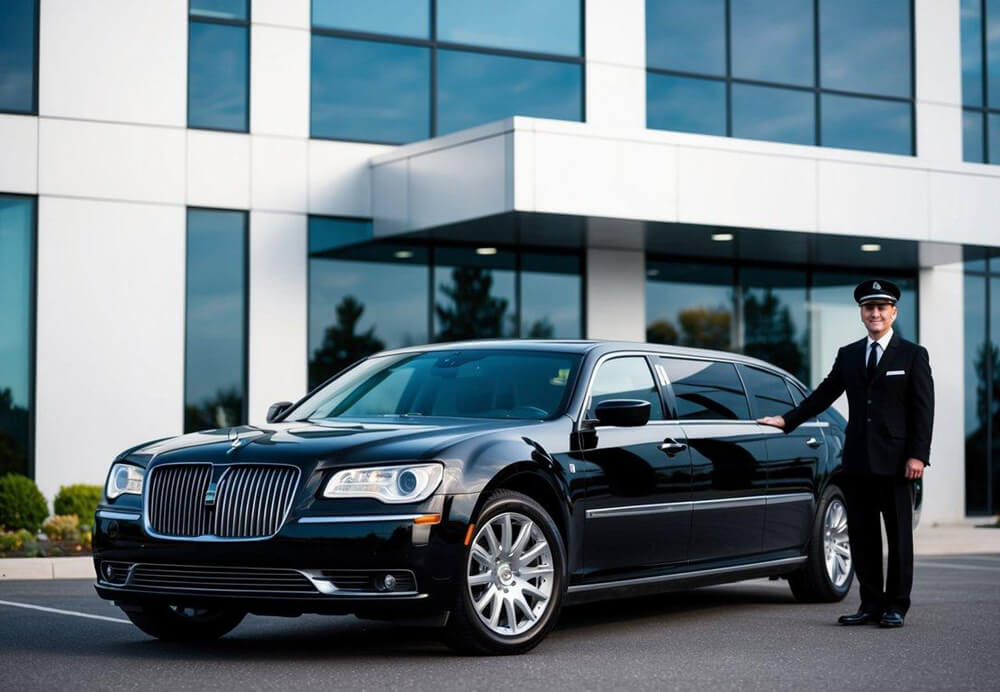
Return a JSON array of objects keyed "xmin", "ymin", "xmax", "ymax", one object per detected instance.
[{"xmin": 228, "ymin": 428, "xmax": 248, "ymax": 453}]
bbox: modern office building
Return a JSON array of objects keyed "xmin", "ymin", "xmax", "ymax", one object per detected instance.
[{"xmin": 0, "ymin": 1, "xmax": 998, "ymax": 524}]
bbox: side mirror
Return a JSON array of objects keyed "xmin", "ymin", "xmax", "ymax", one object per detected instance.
[
  {"xmin": 266, "ymin": 401, "xmax": 294, "ymax": 423},
  {"xmin": 593, "ymin": 399, "xmax": 651, "ymax": 427}
]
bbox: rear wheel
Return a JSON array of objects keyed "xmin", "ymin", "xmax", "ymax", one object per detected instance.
[
  {"xmin": 123, "ymin": 604, "xmax": 246, "ymax": 642},
  {"xmin": 788, "ymin": 484, "xmax": 853, "ymax": 602},
  {"xmin": 445, "ymin": 490, "xmax": 565, "ymax": 655}
]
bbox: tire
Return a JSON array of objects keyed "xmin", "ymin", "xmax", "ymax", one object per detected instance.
[
  {"xmin": 444, "ymin": 489, "xmax": 566, "ymax": 655},
  {"xmin": 123, "ymin": 604, "xmax": 246, "ymax": 642},
  {"xmin": 788, "ymin": 484, "xmax": 853, "ymax": 603}
]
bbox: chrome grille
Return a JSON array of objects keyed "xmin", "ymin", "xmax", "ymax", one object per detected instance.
[
  {"xmin": 127, "ymin": 564, "xmax": 318, "ymax": 594},
  {"xmin": 147, "ymin": 464, "xmax": 299, "ymax": 539}
]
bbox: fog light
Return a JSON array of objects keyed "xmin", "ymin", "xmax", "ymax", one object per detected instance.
[
  {"xmin": 103, "ymin": 562, "xmax": 114, "ymax": 579},
  {"xmin": 382, "ymin": 574, "xmax": 397, "ymax": 592}
]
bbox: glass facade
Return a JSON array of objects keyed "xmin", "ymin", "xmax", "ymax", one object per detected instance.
[
  {"xmin": 0, "ymin": 196, "xmax": 34, "ymax": 478},
  {"xmin": 309, "ymin": 1, "xmax": 583, "ymax": 143},
  {"xmin": 188, "ymin": 3, "xmax": 250, "ymax": 132},
  {"xmin": 308, "ymin": 220, "xmax": 583, "ymax": 389},
  {"xmin": 961, "ymin": 0, "xmax": 1000, "ymax": 163},
  {"xmin": 0, "ymin": 0, "xmax": 38, "ymax": 114},
  {"xmin": 184, "ymin": 209, "xmax": 247, "ymax": 432},
  {"xmin": 646, "ymin": 0, "xmax": 915, "ymax": 154}
]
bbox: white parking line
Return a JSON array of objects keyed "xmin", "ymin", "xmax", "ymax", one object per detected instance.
[{"xmin": 0, "ymin": 599, "xmax": 129, "ymax": 624}]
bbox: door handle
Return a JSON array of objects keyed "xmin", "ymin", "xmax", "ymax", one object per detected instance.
[
  {"xmin": 659, "ymin": 439, "xmax": 688, "ymax": 456},
  {"xmin": 805, "ymin": 437, "xmax": 823, "ymax": 448}
]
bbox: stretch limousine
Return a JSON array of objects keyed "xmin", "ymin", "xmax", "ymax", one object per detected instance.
[{"xmin": 95, "ymin": 340, "xmax": 864, "ymax": 654}]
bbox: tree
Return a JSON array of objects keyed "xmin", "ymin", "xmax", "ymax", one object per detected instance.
[
  {"xmin": 435, "ymin": 267, "xmax": 510, "ymax": 341},
  {"xmin": 742, "ymin": 288, "xmax": 805, "ymax": 380},
  {"xmin": 526, "ymin": 318, "xmax": 555, "ymax": 339},
  {"xmin": 309, "ymin": 295, "xmax": 385, "ymax": 387},
  {"xmin": 184, "ymin": 387, "xmax": 243, "ymax": 432}
]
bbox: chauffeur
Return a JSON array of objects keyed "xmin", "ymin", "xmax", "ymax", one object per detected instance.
[{"xmin": 757, "ymin": 279, "xmax": 934, "ymax": 628}]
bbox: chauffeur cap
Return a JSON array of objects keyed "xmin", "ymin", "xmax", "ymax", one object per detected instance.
[{"xmin": 854, "ymin": 279, "xmax": 901, "ymax": 305}]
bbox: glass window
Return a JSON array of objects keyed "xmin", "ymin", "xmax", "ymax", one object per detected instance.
[
  {"xmin": 647, "ymin": 73, "xmax": 726, "ymax": 136},
  {"xmin": 0, "ymin": 196, "xmax": 34, "ymax": 477},
  {"xmin": 436, "ymin": 50, "xmax": 582, "ymax": 136},
  {"xmin": 0, "ymin": 0, "xmax": 37, "ymax": 114},
  {"xmin": 188, "ymin": 21, "xmax": 249, "ymax": 131},
  {"xmin": 190, "ymin": 0, "xmax": 248, "ymax": 20},
  {"xmin": 587, "ymin": 357, "xmax": 664, "ymax": 420},
  {"xmin": 731, "ymin": 83, "xmax": 814, "ymax": 146},
  {"xmin": 740, "ymin": 267, "xmax": 808, "ymax": 383},
  {"xmin": 964, "ymin": 274, "xmax": 988, "ymax": 514},
  {"xmin": 311, "ymin": 35, "xmax": 430, "ymax": 143},
  {"xmin": 646, "ymin": 261, "xmax": 734, "ymax": 349},
  {"xmin": 185, "ymin": 209, "xmax": 247, "ymax": 432},
  {"xmin": 990, "ymin": 0, "xmax": 1000, "ymax": 108},
  {"xmin": 740, "ymin": 365, "xmax": 794, "ymax": 418},
  {"xmin": 964, "ymin": 110, "xmax": 986, "ymax": 163},
  {"xmin": 962, "ymin": 0, "xmax": 984, "ymax": 107},
  {"xmin": 819, "ymin": 0, "xmax": 911, "ymax": 99},
  {"xmin": 990, "ymin": 113, "xmax": 1000, "ymax": 163},
  {"xmin": 730, "ymin": 0, "xmax": 813, "ymax": 87},
  {"xmin": 646, "ymin": 0, "xmax": 726, "ymax": 75},
  {"xmin": 821, "ymin": 94, "xmax": 912, "ymax": 155},
  {"xmin": 437, "ymin": 0, "xmax": 581, "ymax": 56},
  {"xmin": 660, "ymin": 357, "xmax": 750, "ymax": 421},
  {"xmin": 434, "ymin": 247, "xmax": 516, "ymax": 342},
  {"xmin": 308, "ymin": 220, "xmax": 429, "ymax": 389},
  {"xmin": 520, "ymin": 253, "xmax": 582, "ymax": 338},
  {"xmin": 992, "ymin": 276, "xmax": 1000, "ymax": 513},
  {"xmin": 312, "ymin": 0, "xmax": 430, "ymax": 38}
]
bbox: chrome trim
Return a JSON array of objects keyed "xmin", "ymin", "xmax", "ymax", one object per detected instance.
[
  {"xmin": 766, "ymin": 492, "xmax": 815, "ymax": 506},
  {"xmin": 587, "ymin": 502, "xmax": 692, "ymax": 519},
  {"xmin": 585, "ymin": 492, "xmax": 813, "ymax": 519},
  {"xmin": 96, "ymin": 510, "xmax": 141, "ymax": 521},
  {"xmin": 297, "ymin": 514, "xmax": 424, "ymax": 524},
  {"xmin": 567, "ymin": 556, "xmax": 808, "ymax": 593}
]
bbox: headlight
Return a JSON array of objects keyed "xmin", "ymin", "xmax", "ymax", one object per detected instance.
[
  {"xmin": 323, "ymin": 463, "xmax": 443, "ymax": 504},
  {"xmin": 106, "ymin": 463, "xmax": 145, "ymax": 500}
]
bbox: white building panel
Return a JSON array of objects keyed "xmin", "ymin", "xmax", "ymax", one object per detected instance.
[
  {"xmin": 308, "ymin": 139, "xmax": 390, "ymax": 218},
  {"xmin": 584, "ymin": 63, "xmax": 646, "ymax": 130},
  {"xmin": 252, "ymin": 0, "xmax": 310, "ymax": 30},
  {"xmin": 915, "ymin": 0, "xmax": 962, "ymax": 106},
  {"xmin": 34, "ymin": 197, "xmax": 185, "ymax": 501},
  {"xmin": 248, "ymin": 212, "xmax": 308, "ymax": 425},
  {"xmin": 372, "ymin": 158, "xmax": 410, "ymax": 238},
  {"xmin": 39, "ymin": 0, "xmax": 186, "ymax": 126},
  {"xmin": 251, "ymin": 135, "xmax": 308, "ymax": 212},
  {"xmin": 818, "ymin": 161, "xmax": 930, "ymax": 240},
  {"xmin": 250, "ymin": 25, "xmax": 310, "ymax": 138},
  {"xmin": 187, "ymin": 130, "xmax": 251, "ymax": 210},
  {"xmin": 917, "ymin": 102, "xmax": 964, "ymax": 163},
  {"xmin": 0, "ymin": 115, "xmax": 38, "ymax": 194},
  {"xmin": 585, "ymin": 0, "xmax": 645, "ymax": 68},
  {"xmin": 38, "ymin": 118, "xmax": 185, "ymax": 205},
  {"xmin": 929, "ymin": 170, "xmax": 1000, "ymax": 246}
]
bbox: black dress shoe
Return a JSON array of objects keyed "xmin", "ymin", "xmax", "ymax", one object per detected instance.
[
  {"xmin": 838, "ymin": 609, "xmax": 881, "ymax": 626},
  {"xmin": 879, "ymin": 610, "xmax": 905, "ymax": 628}
]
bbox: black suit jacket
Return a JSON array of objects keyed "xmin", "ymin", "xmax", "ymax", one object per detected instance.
[{"xmin": 782, "ymin": 332, "xmax": 934, "ymax": 476}]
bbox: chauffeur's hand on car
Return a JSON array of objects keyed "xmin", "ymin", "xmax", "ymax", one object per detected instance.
[{"xmin": 756, "ymin": 415, "xmax": 785, "ymax": 429}]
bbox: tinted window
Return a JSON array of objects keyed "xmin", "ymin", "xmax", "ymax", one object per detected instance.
[
  {"xmin": 437, "ymin": 0, "xmax": 581, "ymax": 56},
  {"xmin": 188, "ymin": 20, "xmax": 249, "ymax": 131},
  {"xmin": 731, "ymin": 83, "xmax": 814, "ymax": 146},
  {"xmin": 660, "ymin": 357, "xmax": 750, "ymax": 420},
  {"xmin": 647, "ymin": 261, "xmax": 734, "ymax": 349},
  {"xmin": 740, "ymin": 266, "xmax": 809, "ymax": 384},
  {"xmin": 587, "ymin": 357, "xmax": 664, "ymax": 420},
  {"xmin": 787, "ymin": 381, "xmax": 804, "ymax": 406},
  {"xmin": 0, "ymin": 0, "xmax": 38, "ymax": 113},
  {"xmin": 819, "ymin": 0, "xmax": 911, "ymax": 99},
  {"xmin": 740, "ymin": 365, "xmax": 794, "ymax": 418},
  {"xmin": 821, "ymin": 94, "xmax": 912, "ymax": 155},
  {"xmin": 990, "ymin": 0, "xmax": 1000, "ymax": 108},
  {"xmin": 731, "ymin": 0, "xmax": 813, "ymax": 86},
  {"xmin": 312, "ymin": 0, "xmax": 430, "ymax": 38},
  {"xmin": 961, "ymin": 0, "xmax": 983, "ymax": 107},
  {"xmin": 311, "ymin": 35, "xmax": 430, "ymax": 143},
  {"xmin": 990, "ymin": 113, "xmax": 1000, "ymax": 164},
  {"xmin": 434, "ymin": 246, "xmax": 516, "ymax": 342},
  {"xmin": 646, "ymin": 0, "xmax": 726, "ymax": 75},
  {"xmin": 647, "ymin": 73, "xmax": 726, "ymax": 135},
  {"xmin": 190, "ymin": 0, "xmax": 248, "ymax": 20},
  {"xmin": 964, "ymin": 110, "xmax": 985, "ymax": 163},
  {"xmin": 520, "ymin": 252, "xmax": 582, "ymax": 338}
]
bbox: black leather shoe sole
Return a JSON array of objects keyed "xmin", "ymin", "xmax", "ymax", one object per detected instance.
[
  {"xmin": 838, "ymin": 613, "xmax": 880, "ymax": 626},
  {"xmin": 879, "ymin": 616, "xmax": 905, "ymax": 628}
]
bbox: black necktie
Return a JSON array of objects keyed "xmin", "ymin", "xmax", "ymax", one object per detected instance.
[{"xmin": 867, "ymin": 342, "xmax": 878, "ymax": 380}]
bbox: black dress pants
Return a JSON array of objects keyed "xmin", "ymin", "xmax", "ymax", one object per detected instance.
[{"xmin": 842, "ymin": 473, "xmax": 914, "ymax": 614}]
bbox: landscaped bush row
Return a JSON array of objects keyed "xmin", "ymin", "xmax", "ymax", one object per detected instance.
[{"xmin": 0, "ymin": 473, "xmax": 100, "ymax": 556}]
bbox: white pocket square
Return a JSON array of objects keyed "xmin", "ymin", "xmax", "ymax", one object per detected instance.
[{"xmin": 886, "ymin": 370, "xmax": 905, "ymax": 376}]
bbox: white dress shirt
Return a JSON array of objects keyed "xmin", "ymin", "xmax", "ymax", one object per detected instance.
[{"xmin": 865, "ymin": 328, "xmax": 893, "ymax": 367}]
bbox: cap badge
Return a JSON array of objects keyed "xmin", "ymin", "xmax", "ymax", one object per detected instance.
[{"xmin": 872, "ymin": 281, "xmax": 881, "ymax": 290}]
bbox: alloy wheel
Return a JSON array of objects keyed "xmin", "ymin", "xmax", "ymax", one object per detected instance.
[{"xmin": 823, "ymin": 498, "xmax": 852, "ymax": 587}]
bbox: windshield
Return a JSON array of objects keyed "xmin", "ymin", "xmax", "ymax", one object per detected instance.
[{"xmin": 289, "ymin": 350, "xmax": 582, "ymax": 422}]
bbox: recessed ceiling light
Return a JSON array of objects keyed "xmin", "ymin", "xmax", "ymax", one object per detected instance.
[
  {"xmin": 647, "ymin": 268, "xmax": 660, "ymax": 277},
  {"xmin": 476, "ymin": 247, "xmax": 498, "ymax": 255},
  {"xmin": 860, "ymin": 243, "xmax": 881, "ymax": 252},
  {"xmin": 711, "ymin": 233, "xmax": 734, "ymax": 242},
  {"xmin": 394, "ymin": 250, "xmax": 413, "ymax": 259}
]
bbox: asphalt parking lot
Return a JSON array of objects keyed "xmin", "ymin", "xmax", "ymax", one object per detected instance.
[{"xmin": 1, "ymin": 554, "xmax": 998, "ymax": 692}]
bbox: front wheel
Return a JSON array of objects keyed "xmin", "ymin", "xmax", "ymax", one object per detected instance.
[
  {"xmin": 788, "ymin": 484, "xmax": 854, "ymax": 602},
  {"xmin": 445, "ymin": 490, "xmax": 566, "ymax": 655},
  {"xmin": 124, "ymin": 604, "xmax": 246, "ymax": 642}
]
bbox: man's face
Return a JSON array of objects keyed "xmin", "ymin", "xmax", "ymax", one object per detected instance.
[{"xmin": 860, "ymin": 301, "xmax": 897, "ymax": 335}]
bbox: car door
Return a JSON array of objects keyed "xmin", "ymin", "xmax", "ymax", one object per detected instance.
[
  {"xmin": 738, "ymin": 365, "xmax": 820, "ymax": 554},
  {"xmin": 577, "ymin": 355, "xmax": 692, "ymax": 580},
  {"xmin": 658, "ymin": 356, "xmax": 767, "ymax": 563}
]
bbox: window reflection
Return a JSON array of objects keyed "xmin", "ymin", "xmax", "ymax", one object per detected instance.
[
  {"xmin": 0, "ymin": 196, "xmax": 33, "ymax": 477},
  {"xmin": 188, "ymin": 20, "xmax": 249, "ymax": 131},
  {"xmin": 731, "ymin": 84, "xmax": 813, "ymax": 146},
  {"xmin": 434, "ymin": 247, "xmax": 516, "ymax": 342},
  {"xmin": 961, "ymin": 0, "xmax": 984, "ymax": 107},
  {"xmin": 991, "ymin": 276, "xmax": 1000, "ymax": 513},
  {"xmin": 965, "ymin": 274, "xmax": 988, "ymax": 514},
  {"xmin": 821, "ymin": 94, "xmax": 912, "ymax": 155},
  {"xmin": 990, "ymin": 113, "xmax": 1000, "ymax": 163},
  {"xmin": 647, "ymin": 73, "xmax": 726, "ymax": 136},
  {"xmin": 311, "ymin": 36, "xmax": 430, "ymax": 143},
  {"xmin": 520, "ymin": 253, "xmax": 582, "ymax": 338},
  {"xmin": 731, "ymin": 0, "xmax": 813, "ymax": 86},
  {"xmin": 740, "ymin": 267, "xmax": 808, "ymax": 383},
  {"xmin": 964, "ymin": 110, "xmax": 985, "ymax": 163},
  {"xmin": 646, "ymin": 262, "xmax": 734, "ymax": 350},
  {"xmin": 190, "ymin": 0, "xmax": 248, "ymax": 20},
  {"xmin": 646, "ymin": 0, "xmax": 726, "ymax": 75},
  {"xmin": 660, "ymin": 358, "xmax": 750, "ymax": 420},
  {"xmin": 0, "ymin": 0, "xmax": 36, "ymax": 113},
  {"xmin": 437, "ymin": 0, "xmax": 581, "ymax": 56},
  {"xmin": 184, "ymin": 209, "xmax": 247, "ymax": 432},
  {"xmin": 436, "ymin": 50, "xmax": 582, "ymax": 136},
  {"xmin": 819, "ymin": 0, "xmax": 911, "ymax": 99},
  {"xmin": 990, "ymin": 0, "xmax": 1000, "ymax": 108},
  {"xmin": 312, "ymin": 0, "xmax": 430, "ymax": 38}
]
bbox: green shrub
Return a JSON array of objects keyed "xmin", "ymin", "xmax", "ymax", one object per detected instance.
[
  {"xmin": 53, "ymin": 484, "xmax": 102, "ymax": 525},
  {"xmin": 42, "ymin": 514, "xmax": 80, "ymax": 542},
  {"xmin": 0, "ymin": 528, "xmax": 34, "ymax": 552},
  {"xmin": 0, "ymin": 473, "xmax": 48, "ymax": 533}
]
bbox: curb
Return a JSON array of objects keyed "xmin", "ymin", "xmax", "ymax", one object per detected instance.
[{"xmin": 0, "ymin": 556, "xmax": 93, "ymax": 580}]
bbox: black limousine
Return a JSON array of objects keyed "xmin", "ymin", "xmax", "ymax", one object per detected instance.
[{"xmin": 95, "ymin": 340, "xmax": 869, "ymax": 654}]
